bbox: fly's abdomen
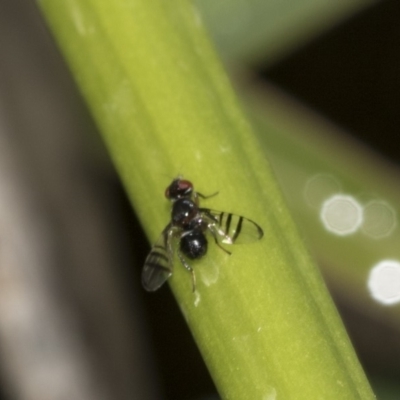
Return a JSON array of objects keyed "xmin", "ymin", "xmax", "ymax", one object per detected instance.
[{"xmin": 180, "ymin": 230, "xmax": 208, "ymax": 259}]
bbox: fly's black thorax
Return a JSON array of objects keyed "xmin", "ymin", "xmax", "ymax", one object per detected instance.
[{"xmin": 171, "ymin": 198, "xmax": 199, "ymax": 229}]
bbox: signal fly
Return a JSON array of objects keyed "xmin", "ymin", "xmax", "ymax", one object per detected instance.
[{"xmin": 142, "ymin": 178, "xmax": 263, "ymax": 292}]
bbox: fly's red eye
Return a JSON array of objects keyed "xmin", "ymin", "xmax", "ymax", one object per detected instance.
[
  {"xmin": 177, "ymin": 180, "xmax": 193, "ymax": 193},
  {"xmin": 165, "ymin": 178, "xmax": 193, "ymax": 200}
]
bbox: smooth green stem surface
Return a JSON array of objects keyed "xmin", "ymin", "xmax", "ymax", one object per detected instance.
[{"xmin": 37, "ymin": 1, "xmax": 375, "ymax": 399}]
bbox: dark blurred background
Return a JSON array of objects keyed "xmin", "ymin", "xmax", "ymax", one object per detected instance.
[{"xmin": 0, "ymin": 0, "xmax": 399, "ymax": 399}]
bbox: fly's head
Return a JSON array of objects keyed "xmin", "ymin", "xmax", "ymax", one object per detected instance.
[{"xmin": 165, "ymin": 178, "xmax": 194, "ymax": 201}]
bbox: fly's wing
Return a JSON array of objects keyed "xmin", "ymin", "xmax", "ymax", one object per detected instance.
[
  {"xmin": 142, "ymin": 224, "xmax": 173, "ymax": 291},
  {"xmin": 201, "ymin": 209, "xmax": 263, "ymax": 245}
]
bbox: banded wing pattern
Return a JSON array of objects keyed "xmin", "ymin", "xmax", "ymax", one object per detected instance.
[
  {"xmin": 142, "ymin": 224, "xmax": 173, "ymax": 291},
  {"xmin": 202, "ymin": 209, "xmax": 264, "ymax": 245}
]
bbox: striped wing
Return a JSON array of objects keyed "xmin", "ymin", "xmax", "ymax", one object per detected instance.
[
  {"xmin": 201, "ymin": 209, "xmax": 263, "ymax": 245},
  {"xmin": 142, "ymin": 224, "xmax": 173, "ymax": 291}
]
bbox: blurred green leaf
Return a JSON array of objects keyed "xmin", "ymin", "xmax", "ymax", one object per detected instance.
[
  {"xmin": 195, "ymin": 0, "xmax": 378, "ymax": 65},
  {"xmin": 247, "ymin": 84, "xmax": 400, "ymax": 327}
]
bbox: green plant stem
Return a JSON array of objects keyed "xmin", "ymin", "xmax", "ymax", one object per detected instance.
[{"xmin": 37, "ymin": 1, "xmax": 375, "ymax": 399}]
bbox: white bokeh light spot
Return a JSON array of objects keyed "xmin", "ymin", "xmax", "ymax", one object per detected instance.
[
  {"xmin": 368, "ymin": 260, "xmax": 400, "ymax": 305},
  {"xmin": 320, "ymin": 194, "xmax": 363, "ymax": 235},
  {"xmin": 304, "ymin": 174, "xmax": 342, "ymax": 208},
  {"xmin": 362, "ymin": 200, "xmax": 397, "ymax": 239}
]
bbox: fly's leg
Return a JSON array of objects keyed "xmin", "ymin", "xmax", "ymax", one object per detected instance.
[
  {"xmin": 208, "ymin": 226, "xmax": 232, "ymax": 255},
  {"xmin": 196, "ymin": 191, "xmax": 219, "ymax": 199},
  {"xmin": 177, "ymin": 251, "xmax": 197, "ymax": 292},
  {"xmin": 193, "ymin": 191, "xmax": 219, "ymax": 205}
]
